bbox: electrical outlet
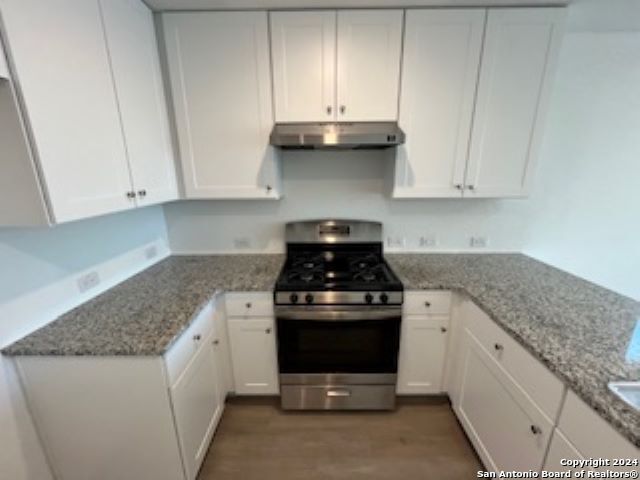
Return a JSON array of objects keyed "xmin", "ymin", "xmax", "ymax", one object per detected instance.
[
  {"xmin": 387, "ymin": 236, "xmax": 405, "ymax": 249},
  {"xmin": 419, "ymin": 236, "xmax": 437, "ymax": 248},
  {"xmin": 233, "ymin": 237, "xmax": 251, "ymax": 249},
  {"xmin": 470, "ymin": 236, "xmax": 488, "ymax": 248},
  {"xmin": 144, "ymin": 245, "xmax": 158, "ymax": 260},
  {"xmin": 77, "ymin": 271, "xmax": 100, "ymax": 293}
]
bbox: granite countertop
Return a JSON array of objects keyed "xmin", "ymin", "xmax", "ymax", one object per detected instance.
[
  {"xmin": 3, "ymin": 252, "xmax": 639, "ymax": 447},
  {"xmin": 3, "ymin": 255, "xmax": 284, "ymax": 356}
]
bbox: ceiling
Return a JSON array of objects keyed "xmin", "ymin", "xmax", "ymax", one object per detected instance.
[{"xmin": 145, "ymin": 0, "xmax": 570, "ymax": 11}]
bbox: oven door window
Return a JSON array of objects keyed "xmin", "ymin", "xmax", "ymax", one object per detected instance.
[{"xmin": 277, "ymin": 318, "xmax": 401, "ymax": 374}]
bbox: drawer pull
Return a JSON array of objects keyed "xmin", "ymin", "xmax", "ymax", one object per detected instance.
[
  {"xmin": 246, "ymin": 302, "xmax": 252, "ymax": 309},
  {"xmin": 265, "ymin": 328, "xmax": 272, "ymax": 334},
  {"xmin": 530, "ymin": 425, "xmax": 542, "ymax": 435},
  {"xmin": 494, "ymin": 343, "xmax": 504, "ymax": 352},
  {"xmin": 213, "ymin": 339, "xmax": 220, "ymax": 345},
  {"xmin": 326, "ymin": 389, "xmax": 351, "ymax": 398},
  {"xmin": 440, "ymin": 327, "xmax": 447, "ymax": 333},
  {"xmin": 424, "ymin": 301, "xmax": 431, "ymax": 307},
  {"xmin": 193, "ymin": 334, "xmax": 202, "ymax": 342}
]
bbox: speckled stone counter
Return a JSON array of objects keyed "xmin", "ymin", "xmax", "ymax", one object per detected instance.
[
  {"xmin": 387, "ymin": 253, "xmax": 640, "ymax": 448},
  {"xmin": 3, "ymin": 252, "xmax": 639, "ymax": 447},
  {"xmin": 2, "ymin": 255, "xmax": 284, "ymax": 357}
]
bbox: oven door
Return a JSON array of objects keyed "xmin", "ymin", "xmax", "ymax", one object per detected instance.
[{"xmin": 276, "ymin": 307, "xmax": 401, "ymax": 382}]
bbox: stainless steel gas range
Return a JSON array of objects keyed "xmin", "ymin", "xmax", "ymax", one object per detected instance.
[{"xmin": 274, "ymin": 219, "xmax": 404, "ymax": 411}]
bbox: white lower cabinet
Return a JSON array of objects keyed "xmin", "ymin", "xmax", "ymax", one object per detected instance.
[
  {"xmin": 171, "ymin": 333, "xmax": 222, "ymax": 480},
  {"xmin": 228, "ymin": 316, "xmax": 279, "ymax": 395}
]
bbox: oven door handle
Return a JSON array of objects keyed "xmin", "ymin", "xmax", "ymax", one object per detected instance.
[{"xmin": 275, "ymin": 307, "xmax": 401, "ymax": 321}]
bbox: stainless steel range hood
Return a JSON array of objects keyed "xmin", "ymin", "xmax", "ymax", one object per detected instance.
[{"xmin": 269, "ymin": 122, "xmax": 405, "ymax": 150}]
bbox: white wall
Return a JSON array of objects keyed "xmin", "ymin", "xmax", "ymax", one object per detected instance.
[
  {"xmin": 522, "ymin": 1, "xmax": 640, "ymax": 301},
  {"xmin": 0, "ymin": 206, "xmax": 170, "ymax": 480},
  {"xmin": 164, "ymin": 150, "xmax": 530, "ymax": 253}
]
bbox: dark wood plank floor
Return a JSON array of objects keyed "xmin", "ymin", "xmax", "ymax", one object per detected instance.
[{"xmin": 198, "ymin": 398, "xmax": 481, "ymax": 479}]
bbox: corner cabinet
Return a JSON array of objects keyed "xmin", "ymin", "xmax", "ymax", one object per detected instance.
[
  {"xmin": 0, "ymin": 0, "xmax": 177, "ymax": 224},
  {"xmin": 394, "ymin": 7, "xmax": 566, "ymax": 199},
  {"xmin": 162, "ymin": 12, "xmax": 281, "ymax": 200},
  {"xmin": 270, "ymin": 10, "xmax": 403, "ymax": 122}
]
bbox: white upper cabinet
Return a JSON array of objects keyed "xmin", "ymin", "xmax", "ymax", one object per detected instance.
[
  {"xmin": 99, "ymin": 0, "xmax": 178, "ymax": 207},
  {"xmin": 163, "ymin": 12, "xmax": 280, "ymax": 199},
  {"xmin": 336, "ymin": 10, "xmax": 403, "ymax": 122},
  {"xmin": 0, "ymin": 0, "xmax": 134, "ymax": 222},
  {"xmin": 270, "ymin": 9, "xmax": 403, "ymax": 123},
  {"xmin": 270, "ymin": 11, "xmax": 336, "ymax": 123},
  {"xmin": 394, "ymin": 9, "xmax": 485, "ymax": 198},
  {"xmin": 465, "ymin": 8, "xmax": 566, "ymax": 197}
]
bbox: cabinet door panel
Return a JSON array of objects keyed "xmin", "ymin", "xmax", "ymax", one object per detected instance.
[
  {"xmin": 394, "ymin": 9, "xmax": 484, "ymax": 198},
  {"xmin": 270, "ymin": 11, "xmax": 336, "ymax": 122},
  {"xmin": 163, "ymin": 12, "xmax": 279, "ymax": 199},
  {"xmin": 456, "ymin": 330, "xmax": 552, "ymax": 472},
  {"xmin": 336, "ymin": 10, "xmax": 403, "ymax": 122},
  {"xmin": 228, "ymin": 317, "xmax": 279, "ymax": 395},
  {"xmin": 171, "ymin": 342, "xmax": 221, "ymax": 480},
  {"xmin": 1, "ymin": 0, "xmax": 133, "ymax": 222},
  {"xmin": 397, "ymin": 316, "xmax": 449, "ymax": 394},
  {"xmin": 465, "ymin": 8, "xmax": 566, "ymax": 197},
  {"xmin": 100, "ymin": 0, "xmax": 178, "ymax": 206}
]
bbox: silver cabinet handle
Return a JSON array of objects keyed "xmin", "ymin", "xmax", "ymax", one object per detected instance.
[
  {"xmin": 494, "ymin": 343, "xmax": 504, "ymax": 352},
  {"xmin": 530, "ymin": 425, "xmax": 542, "ymax": 435},
  {"xmin": 193, "ymin": 334, "xmax": 202, "ymax": 341},
  {"xmin": 339, "ymin": 105, "xmax": 346, "ymax": 115},
  {"xmin": 137, "ymin": 189, "xmax": 147, "ymax": 198},
  {"xmin": 326, "ymin": 389, "xmax": 351, "ymax": 397},
  {"xmin": 326, "ymin": 105, "xmax": 332, "ymax": 115},
  {"xmin": 265, "ymin": 328, "xmax": 272, "ymax": 334}
]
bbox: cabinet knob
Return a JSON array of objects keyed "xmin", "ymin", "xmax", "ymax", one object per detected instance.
[
  {"xmin": 138, "ymin": 189, "xmax": 147, "ymax": 197},
  {"xmin": 440, "ymin": 327, "xmax": 447, "ymax": 333},
  {"xmin": 193, "ymin": 334, "xmax": 202, "ymax": 342},
  {"xmin": 265, "ymin": 328, "xmax": 272, "ymax": 334},
  {"xmin": 454, "ymin": 184, "xmax": 463, "ymax": 190},
  {"xmin": 339, "ymin": 105, "xmax": 346, "ymax": 115},
  {"xmin": 494, "ymin": 343, "xmax": 504, "ymax": 352},
  {"xmin": 530, "ymin": 425, "xmax": 542, "ymax": 435},
  {"xmin": 326, "ymin": 105, "xmax": 332, "ymax": 115},
  {"xmin": 266, "ymin": 185, "xmax": 272, "ymax": 193},
  {"xmin": 424, "ymin": 301, "xmax": 431, "ymax": 307},
  {"xmin": 246, "ymin": 302, "xmax": 252, "ymax": 309},
  {"xmin": 467, "ymin": 185, "xmax": 475, "ymax": 191},
  {"xmin": 126, "ymin": 191, "xmax": 136, "ymax": 199},
  {"xmin": 213, "ymin": 339, "xmax": 220, "ymax": 345}
]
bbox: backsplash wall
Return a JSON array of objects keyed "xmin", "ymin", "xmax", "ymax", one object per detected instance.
[{"xmin": 163, "ymin": 150, "xmax": 532, "ymax": 254}]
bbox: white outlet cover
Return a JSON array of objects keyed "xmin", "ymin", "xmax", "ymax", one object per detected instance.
[
  {"xmin": 470, "ymin": 236, "xmax": 488, "ymax": 248},
  {"xmin": 420, "ymin": 236, "xmax": 437, "ymax": 247},
  {"xmin": 233, "ymin": 237, "xmax": 251, "ymax": 249},
  {"xmin": 145, "ymin": 245, "xmax": 158, "ymax": 259},
  {"xmin": 77, "ymin": 271, "xmax": 100, "ymax": 293}
]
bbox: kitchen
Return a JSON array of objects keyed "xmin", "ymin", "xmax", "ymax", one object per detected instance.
[{"xmin": 0, "ymin": 0, "xmax": 638, "ymax": 479}]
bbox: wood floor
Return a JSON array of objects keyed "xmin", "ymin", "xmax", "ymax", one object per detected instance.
[{"xmin": 197, "ymin": 398, "xmax": 482, "ymax": 479}]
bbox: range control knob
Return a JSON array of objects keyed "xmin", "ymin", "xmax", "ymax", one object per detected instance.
[
  {"xmin": 379, "ymin": 293, "xmax": 389, "ymax": 304},
  {"xmin": 365, "ymin": 293, "xmax": 374, "ymax": 304},
  {"xmin": 290, "ymin": 293, "xmax": 299, "ymax": 304},
  {"xmin": 305, "ymin": 293, "xmax": 314, "ymax": 304}
]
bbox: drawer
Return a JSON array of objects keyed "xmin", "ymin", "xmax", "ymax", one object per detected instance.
[
  {"xmin": 463, "ymin": 301, "xmax": 564, "ymax": 421},
  {"xmin": 403, "ymin": 291, "xmax": 452, "ymax": 315},
  {"xmin": 165, "ymin": 299, "xmax": 216, "ymax": 387},
  {"xmin": 224, "ymin": 292, "xmax": 274, "ymax": 317}
]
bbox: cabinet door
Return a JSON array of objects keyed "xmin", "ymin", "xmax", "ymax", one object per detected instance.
[
  {"xmin": 394, "ymin": 9, "xmax": 485, "ymax": 198},
  {"xmin": 455, "ymin": 329, "xmax": 553, "ymax": 472},
  {"xmin": 0, "ymin": 0, "xmax": 134, "ymax": 223},
  {"xmin": 336, "ymin": 10, "xmax": 403, "ymax": 122},
  {"xmin": 163, "ymin": 12, "xmax": 280, "ymax": 199},
  {"xmin": 270, "ymin": 11, "xmax": 336, "ymax": 122},
  {"xmin": 100, "ymin": 0, "xmax": 178, "ymax": 206},
  {"xmin": 228, "ymin": 317, "xmax": 279, "ymax": 395},
  {"xmin": 396, "ymin": 316, "xmax": 449, "ymax": 394},
  {"xmin": 171, "ymin": 341, "xmax": 222, "ymax": 480},
  {"xmin": 465, "ymin": 8, "xmax": 566, "ymax": 197}
]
